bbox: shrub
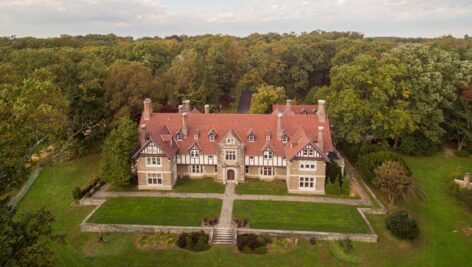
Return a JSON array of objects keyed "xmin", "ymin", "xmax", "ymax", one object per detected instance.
[
  {"xmin": 72, "ymin": 186, "xmax": 82, "ymax": 201},
  {"xmin": 237, "ymin": 234, "xmax": 271, "ymax": 254},
  {"xmin": 176, "ymin": 232, "xmax": 210, "ymax": 252},
  {"xmin": 455, "ymin": 150, "xmax": 470, "ymax": 158},
  {"xmin": 309, "ymin": 237, "xmax": 316, "ymax": 245},
  {"xmin": 373, "ymin": 161, "xmax": 412, "ymax": 205},
  {"xmin": 357, "ymin": 151, "xmax": 411, "ymax": 182},
  {"xmin": 325, "ymin": 175, "xmax": 350, "ymax": 195},
  {"xmin": 457, "ymin": 188, "xmax": 472, "ymax": 211},
  {"xmin": 386, "ymin": 210, "xmax": 420, "ymax": 240},
  {"xmin": 326, "ymin": 161, "xmax": 342, "ymax": 184},
  {"xmin": 399, "ymin": 132, "xmax": 440, "ymax": 156},
  {"xmin": 338, "ymin": 238, "xmax": 353, "ymax": 254}
]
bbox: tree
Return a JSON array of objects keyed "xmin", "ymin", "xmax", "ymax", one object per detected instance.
[
  {"xmin": 0, "ymin": 201, "xmax": 56, "ymax": 266},
  {"xmin": 99, "ymin": 117, "xmax": 137, "ymax": 185},
  {"xmin": 104, "ymin": 60, "xmax": 156, "ymax": 121},
  {"xmin": 373, "ymin": 160, "xmax": 412, "ymax": 205},
  {"xmin": 250, "ymin": 85, "xmax": 286, "ymax": 114},
  {"xmin": 445, "ymin": 87, "xmax": 472, "ymax": 151}
]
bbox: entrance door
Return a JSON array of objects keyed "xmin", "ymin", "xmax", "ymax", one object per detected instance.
[{"xmin": 227, "ymin": 169, "xmax": 235, "ymax": 181}]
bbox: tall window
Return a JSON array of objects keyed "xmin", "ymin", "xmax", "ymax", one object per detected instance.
[
  {"xmin": 147, "ymin": 173, "xmax": 162, "ymax": 185},
  {"xmin": 146, "ymin": 157, "xmax": 161, "ymax": 167},
  {"xmin": 299, "ymin": 177, "xmax": 315, "ymax": 189},
  {"xmin": 225, "ymin": 150, "xmax": 236, "ymax": 160},
  {"xmin": 263, "ymin": 150, "xmax": 273, "ymax": 159},
  {"xmin": 191, "ymin": 165, "xmax": 202, "ymax": 174},
  {"xmin": 299, "ymin": 160, "xmax": 316, "ymax": 170},
  {"xmin": 190, "ymin": 149, "xmax": 199, "ymax": 158},
  {"xmin": 226, "ymin": 138, "xmax": 235, "ymax": 144},
  {"xmin": 260, "ymin": 166, "xmax": 274, "ymax": 176}
]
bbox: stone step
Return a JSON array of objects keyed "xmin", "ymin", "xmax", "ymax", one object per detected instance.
[{"xmin": 212, "ymin": 228, "xmax": 235, "ymax": 245}]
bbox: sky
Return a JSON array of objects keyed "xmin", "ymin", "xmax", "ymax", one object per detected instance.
[{"xmin": 0, "ymin": 0, "xmax": 471, "ymax": 38}]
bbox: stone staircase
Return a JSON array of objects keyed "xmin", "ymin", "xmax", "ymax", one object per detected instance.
[{"xmin": 211, "ymin": 227, "xmax": 235, "ymax": 245}]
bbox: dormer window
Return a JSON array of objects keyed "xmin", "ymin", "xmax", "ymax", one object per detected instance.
[
  {"xmin": 176, "ymin": 133, "xmax": 183, "ymax": 141},
  {"xmin": 282, "ymin": 136, "xmax": 288, "ymax": 143},
  {"xmin": 226, "ymin": 138, "xmax": 235, "ymax": 144},
  {"xmin": 248, "ymin": 135, "xmax": 255, "ymax": 143},
  {"xmin": 194, "ymin": 134, "xmax": 198, "ymax": 140},
  {"xmin": 190, "ymin": 148, "xmax": 199, "ymax": 158},
  {"xmin": 263, "ymin": 149, "xmax": 273, "ymax": 159},
  {"xmin": 266, "ymin": 136, "xmax": 270, "ymax": 141},
  {"xmin": 209, "ymin": 134, "xmax": 215, "ymax": 142}
]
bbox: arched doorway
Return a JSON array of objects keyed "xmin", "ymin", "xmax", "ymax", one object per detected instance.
[{"xmin": 226, "ymin": 169, "xmax": 235, "ymax": 181}]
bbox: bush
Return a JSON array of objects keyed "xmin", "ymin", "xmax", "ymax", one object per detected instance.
[
  {"xmin": 386, "ymin": 210, "xmax": 420, "ymax": 240},
  {"xmin": 326, "ymin": 162, "xmax": 342, "ymax": 184},
  {"xmin": 237, "ymin": 234, "xmax": 271, "ymax": 254},
  {"xmin": 339, "ymin": 141, "xmax": 389, "ymax": 162},
  {"xmin": 357, "ymin": 151, "xmax": 411, "ymax": 182},
  {"xmin": 309, "ymin": 237, "xmax": 317, "ymax": 245},
  {"xmin": 399, "ymin": 132, "xmax": 440, "ymax": 156},
  {"xmin": 455, "ymin": 150, "xmax": 470, "ymax": 158},
  {"xmin": 72, "ymin": 186, "xmax": 82, "ymax": 201},
  {"xmin": 176, "ymin": 232, "xmax": 210, "ymax": 252},
  {"xmin": 338, "ymin": 238, "xmax": 353, "ymax": 254},
  {"xmin": 457, "ymin": 188, "xmax": 472, "ymax": 211},
  {"xmin": 325, "ymin": 176, "xmax": 350, "ymax": 195}
]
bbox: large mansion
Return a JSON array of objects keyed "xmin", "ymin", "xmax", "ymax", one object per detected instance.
[{"xmin": 133, "ymin": 99, "xmax": 343, "ymax": 194}]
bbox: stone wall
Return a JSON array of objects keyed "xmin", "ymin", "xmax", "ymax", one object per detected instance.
[{"xmin": 81, "ymin": 223, "xmax": 212, "ymax": 234}]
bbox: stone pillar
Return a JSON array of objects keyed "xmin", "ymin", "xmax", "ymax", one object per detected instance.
[
  {"xmin": 317, "ymin": 99, "xmax": 326, "ymax": 123},
  {"xmin": 204, "ymin": 104, "xmax": 210, "ymax": 114},
  {"xmin": 182, "ymin": 112, "xmax": 188, "ymax": 137},
  {"xmin": 143, "ymin": 98, "xmax": 152, "ymax": 121},
  {"xmin": 318, "ymin": 126, "xmax": 324, "ymax": 151},
  {"xmin": 286, "ymin": 99, "xmax": 292, "ymax": 111},
  {"xmin": 277, "ymin": 112, "xmax": 283, "ymax": 140}
]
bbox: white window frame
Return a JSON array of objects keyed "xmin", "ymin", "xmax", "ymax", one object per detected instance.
[
  {"xmin": 263, "ymin": 149, "xmax": 273, "ymax": 159},
  {"xmin": 299, "ymin": 160, "xmax": 316, "ymax": 170},
  {"xmin": 282, "ymin": 136, "xmax": 288, "ymax": 143},
  {"xmin": 260, "ymin": 166, "xmax": 274, "ymax": 177},
  {"xmin": 190, "ymin": 149, "xmax": 199, "ymax": 158},
  {"xmin": 248, "ymin": 135, "xmax": 255, "ymax": 142},
  {"xmin": 209, "ymin": 134, "xmax": 215, "ymax": 142},
  {"xmin": 176, "ymin": 133, "xmax": 183, "ymax": 141},
  {"xmin": 147, "ymin": 173, "xmax": 163, "ymax": 185},
  {"xmin": 302, "ymin": 148, "xmax": 314, "ymax": 157},
  {"xmin": 145, "ymin": 157, "xmax": 161, "ymax": 167},
  {"xmin": 299, "ymin": 176, "xmax": 315, "ymax": 190},
  {"xmin": 194, "ymin": 134, "xmax": 199, "ymax": 140},
  {"xmin": 266, "ymin": 135, "xmax": 270, "ymax": 141},
  {"xmin": 226, "ymin": 138, "xmax": 235, "ymax": 144},
  {"xmin": 225, "ymin": 150, "xmax": 236, "ymax": 161},
  {"xmin": 190, "ymin": 164, "xmax": 203, "ymax": 174}
]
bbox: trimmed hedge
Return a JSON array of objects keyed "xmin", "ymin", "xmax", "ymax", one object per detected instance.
[
  {"xmin": 237, "ymin": 234, "xmax": 272, "ymax": 254},
  {"xmin": 357, "ymin": 151, "xmax": 411, "ymax": 182},
  {"xmin": 325, "ymin": 175, "xmax": 350, "ymax": 195},
  {"xmin": 72, "ymin": 175, "xmax": 105, "ymax": 201},
  {"xmin": 386, "ymin": 210, "xmax": 419, "ymax": 240},
  {"xmin": 176, "ymin": 232, "xmax": 210, "ymax": 252},
  {"xmin": 326, "ymin": 161, "xmax": 342, "ymax": 184}
]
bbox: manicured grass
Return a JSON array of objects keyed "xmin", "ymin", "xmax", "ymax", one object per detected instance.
[
  {"xmin": 14, "ymin": 151, "xmax": 472, "ymax": 266},
  {"xmin": 109, "ymin": 176, "xmax": 225, "ymax": 193},
  {"xmin": 233, "ymin": 200, "xmax": 370, "ymax": 233},
  {"xmin": 236, "ymin": 178, "xmax": 357, "ymax": 199},
  {"xmin": 88, "ymin": 197, "xmax": 221, "ymax": 226}
]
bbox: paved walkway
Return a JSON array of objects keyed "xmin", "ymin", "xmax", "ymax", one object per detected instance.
[{"xmin": 218, "ymin": 183, "xmax": 235, "ymax": 227}]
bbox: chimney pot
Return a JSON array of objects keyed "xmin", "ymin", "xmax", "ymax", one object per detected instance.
[
  {"xmin": 143, "ymin": 98, "xmax": 153, "ymax": 120},
  {"xmin": 182, "ymin": 100, "xmax": 190, "ymax": 113},
  {"xmin": 182, "ymin": 112, "xmax": 188, "ymax": 137},
  {"xmin": 204, "ymin": 104, "xmax": 210, "ymax": 114},
  {"xmin": 286, "ymin": 99, "xmax": 292, "ymax": 111}
]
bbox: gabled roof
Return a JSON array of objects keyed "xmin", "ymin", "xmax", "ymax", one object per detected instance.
[
  {"xmin": 208, "ymin": 128, "xmax": 217, "ymax": 136},
  {"xmin": 261, "ymin": 141, "xmax": 274, "ymax": 152},
  {"xmin": 246, "ymin": 128, "xmax": 256, "ymax": 136}
]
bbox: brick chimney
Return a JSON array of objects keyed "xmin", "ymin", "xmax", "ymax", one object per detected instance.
[
  {"xmin": 277, "ymin": 112, "xmax": 283, "ymax": 140},
  {"xmin": 317, "ymin": 99, "xmax": 326, "ymax": 123},
  {"xmin": 182, "ymin": 100, "xmax": 190, "ymax": 113},
  {"xmin": 182, "ymin": 112, "xmax": 188, "ymax": 137},
  {"xmin": 143, "ymin": 98, "xmax": 152, "ymax": 121},
  {"xmin": 139, "ymin": 124, "xmax": 147, "ymax": 145},
  {"xmin": 178, "ymin": 105, "xmax": 183, "ymax": 113},
  {"xmin": 318, "ymin": 126, "xmax": 324, "ymax": 150},
  {"xmin": 204, "ymin": 104, "xmax": 210, "ymax": 114},
  {"xmin": 286, "ymin": 99, "xmax": 292, "ymax": 111}
]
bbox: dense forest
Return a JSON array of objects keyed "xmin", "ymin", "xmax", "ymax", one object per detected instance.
[{"xmin": 0, "ymin": 31, "xmax": 471, "ymax": 193}]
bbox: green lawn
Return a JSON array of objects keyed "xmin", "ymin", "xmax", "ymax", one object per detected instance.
[
  {"xmin": 14, "ymin": 151, "xmax": 472, "ymax": 266},
  {"xmin": 110, "ymin": 176, "xmax": 225, "ymax": 193},
  {"xmin": 88, "ymin": 197, "xmax": 221, "ymax": 226},
  {"xmin": 236, "ymin": 178, "xmax": 357, "ymax": 199},
  {"xmin": 233, "ymin": 200, "xmax": 369, "ymax": 233}
]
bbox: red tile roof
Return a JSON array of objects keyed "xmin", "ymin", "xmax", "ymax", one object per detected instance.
[
  {"xmin": 139, "ymin": 109, "xmax": 334, "ymax": 159},
  {"xmin": 272, "ymin": 104, "xmax": 318, "ymax": 115}
]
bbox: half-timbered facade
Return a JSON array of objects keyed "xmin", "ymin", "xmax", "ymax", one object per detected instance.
[{"xmin": 133, "ymin": 98, "xmax": 338, "ymax": 194}]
